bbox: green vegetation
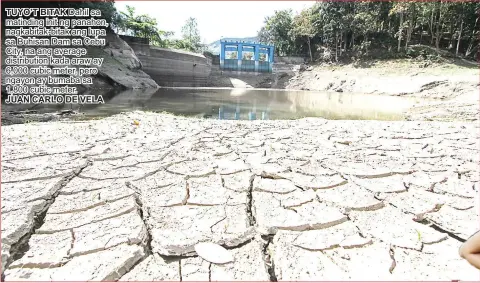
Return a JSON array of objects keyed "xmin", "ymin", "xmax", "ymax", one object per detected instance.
[
  {"xmin": 258, "ymin": 1, "xmax": 479, "ymax": 61},
  {"xmin": 113, "ymin": 5, "xmax": 203, "ymax": 53},
  {"xmin": 113, "ymin": 5, "xmax": 171, "ymax": 46},
  {"xmin": 291, "ymin": 9, "xmax": 316, "ymax": 62},
  {"xmin": 180, "ymin": 17, "xmax": 202, "ymax": 52}
]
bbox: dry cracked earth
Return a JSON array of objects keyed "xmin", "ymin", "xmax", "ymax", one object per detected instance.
[{"xmin": 1, "ymin": 111, "xmax": 479, "ymax": 281}]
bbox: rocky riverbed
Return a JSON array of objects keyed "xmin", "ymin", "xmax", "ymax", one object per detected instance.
[{"xmin": 1, "ymin": 111, "xmax": 479, "ymax": 280}]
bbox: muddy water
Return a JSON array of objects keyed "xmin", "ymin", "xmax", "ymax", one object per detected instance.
[{"xmin": 1, "ymin": 87, "xmax": 425, "ymax": 121}]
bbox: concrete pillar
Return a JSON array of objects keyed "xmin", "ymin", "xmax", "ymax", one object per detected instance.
[
  {"xmin": 237, "ymin": 43, "xmax": 243, "ymax": 71},
  {"xmin": 220, "ymin": 41, "xmax": 225, "ymax": 70},
  {"xmin": 268, "ymin": 47, "xmax": 274, "ymax": 73},
  {"xmin": 254, "ymin": 45, "xmax": 260, "ymax": 72}
]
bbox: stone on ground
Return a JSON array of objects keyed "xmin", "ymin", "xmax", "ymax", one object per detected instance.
[{"xmin": 194, "ymin": 242, "xmax": 234, "ymax": 264}]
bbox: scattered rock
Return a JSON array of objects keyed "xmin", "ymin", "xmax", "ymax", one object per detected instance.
[{"xmin": 194, "ymin": 242, "xmax": 234, "ymax": 264}]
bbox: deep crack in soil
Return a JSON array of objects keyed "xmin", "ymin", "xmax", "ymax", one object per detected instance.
[
  {"xmin": 246, "ymin": 174, "xmax": 257, "ymax": 227},
  {"xmin": 4, "ymin": 160, "xmax": 91, "ymax": 274},
  {"xmin": 262, "ymin": 235, "xmax": 278, "ymax": 282},
  {"xmin": 389, "ymin": 246, "xmax": 397, "ymax": 273}
]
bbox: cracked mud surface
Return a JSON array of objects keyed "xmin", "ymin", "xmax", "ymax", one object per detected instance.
[{"xmin": 1, "ymin": 111, "xmax": 479, "ymax": 281}]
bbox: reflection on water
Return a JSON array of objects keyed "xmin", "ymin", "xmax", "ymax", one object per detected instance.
[{"xmin": 1, "ymin": 87, "xmax": 424, "ymax": 121}]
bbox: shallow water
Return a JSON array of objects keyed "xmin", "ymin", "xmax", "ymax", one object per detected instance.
[{"xmin": 1, "ymin": 87, "xmax": 424, "ymax": 121}]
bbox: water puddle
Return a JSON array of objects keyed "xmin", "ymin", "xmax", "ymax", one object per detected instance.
[{"xmin": 2, "ymin": 87, "xmax": 425, "ymax": 121}]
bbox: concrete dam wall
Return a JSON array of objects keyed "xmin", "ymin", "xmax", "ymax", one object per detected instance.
[{"xmin": 121, "ymin": 36, "xmax": 211, "ymax": 87}]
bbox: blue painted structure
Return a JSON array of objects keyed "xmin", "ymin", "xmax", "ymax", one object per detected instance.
[{"xmin": 220, "ymin": 40, "xmax": 274, "ymax": 73}]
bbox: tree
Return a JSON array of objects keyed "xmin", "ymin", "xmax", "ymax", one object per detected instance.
[
  {"xmin": 260, "ymin": 10, "xmax": 296, "ymax": 56},
  {"xmin": 404, "ymin": 3, "xmax": 417, "ymax": 49},
  {"xmin": 168, "ymin": 39, "xmax": 196, "ymax": 52},
  {"xmin": 311, "ymin": 1, "xmax": 356, "ymax": 61},
  {"xmin": 258, "ymin": 26, "xmax": 274, "ymax": 45},
  {"xmin": 389, "ymin": 2, "xmax": 408, "ymax": 52},
  {"xmin": 115, "ymin": 5, "xmax": 170, "ymax": 47},
  {"xmin": 457, "ymin": 13, "xmax": 464, "ymax": 56},
  {"xmin": 255, "ymin": 1, "xmax": 478, "ymax": 60},
  {"xmin": 434, "ymin": 1, "xmax": 442, "ymax": 51},
  {"xmin": 463, "ymin": 2, "xmax": 480, "ymax": 57},
  {"xmin": 351, "ymin": 2, "xmax": 378, "ymax": 49},
  {"xmin": 291, "ymin": 8, "xmax": 316, "ymax": 61},
  {"xmin": 181, "ymin": 17, "xmax": 202, "ymax": 52},
  {"xmin": 417, "ymin": 3, "xmax": 432, "ymax": 44}
]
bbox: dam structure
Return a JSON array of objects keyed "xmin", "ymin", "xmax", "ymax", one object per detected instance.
[{"xmin": 120, "ymin": 35, "xmax": 212, "ymax": 87}]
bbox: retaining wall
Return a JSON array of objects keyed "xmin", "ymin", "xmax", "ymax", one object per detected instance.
[{"xmin": 123, "ymin": 38, "xmax": 212, "ymax": 87}]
